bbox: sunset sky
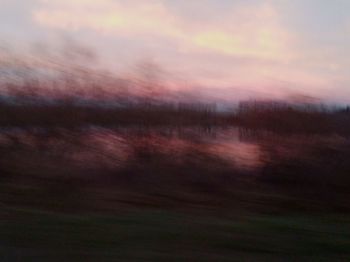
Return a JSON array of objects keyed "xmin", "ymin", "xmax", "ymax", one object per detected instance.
[{"xmin": 1, "ymin": 0, "xmax": 350, "ymax": 102}]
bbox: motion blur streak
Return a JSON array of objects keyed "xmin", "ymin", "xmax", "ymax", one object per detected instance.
[{"xmin": 1, "ymin": 0, "xmax": 350, "ymax": 261}]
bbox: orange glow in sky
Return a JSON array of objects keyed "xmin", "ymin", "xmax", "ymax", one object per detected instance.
[{"xmin": 1, "ymin": 0, "xmax": 350, "ymax": 102}]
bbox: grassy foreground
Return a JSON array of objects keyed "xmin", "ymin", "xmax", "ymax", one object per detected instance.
[{"xmin": 1, "ymin": 207, "xmax": 350, "ymax": 261}]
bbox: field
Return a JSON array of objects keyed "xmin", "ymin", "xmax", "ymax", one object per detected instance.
[{"xmin": 1, "ymin": 124, "xmax": 350, "ymax": 260}]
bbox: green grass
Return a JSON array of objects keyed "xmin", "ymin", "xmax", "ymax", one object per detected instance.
[{"xmin": 1, "ymin": 208, "xmax": 350, "ymax": 261}]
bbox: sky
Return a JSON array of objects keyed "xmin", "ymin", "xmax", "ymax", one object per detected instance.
[{"xmin": 1, "ymin": 0, "xmax": 350, "ymax": 103}]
